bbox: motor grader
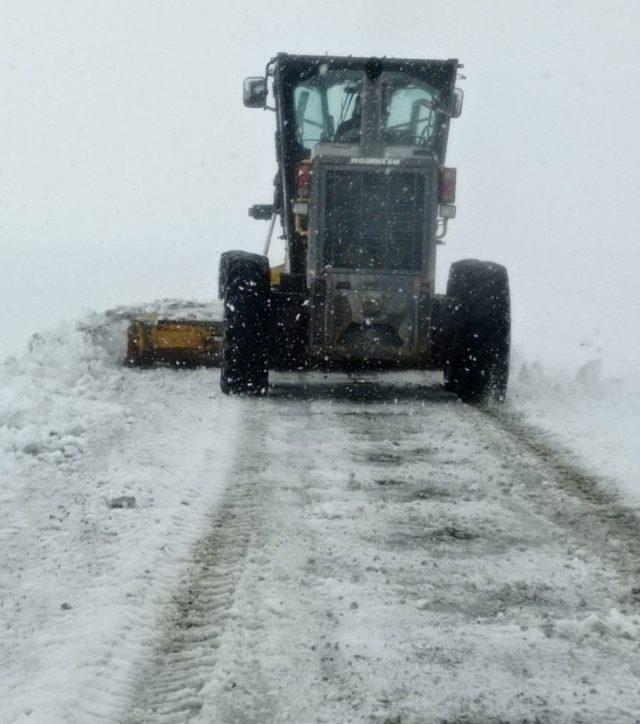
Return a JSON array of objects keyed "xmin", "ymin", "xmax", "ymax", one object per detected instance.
[{"xmin": 127, "ymin": 53, "xmax": 510, "ymax": 402}]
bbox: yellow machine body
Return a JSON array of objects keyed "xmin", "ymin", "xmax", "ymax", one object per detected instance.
[{"xmin": 270, "ymin": 263, "xmax": 285, "ymax": 287}]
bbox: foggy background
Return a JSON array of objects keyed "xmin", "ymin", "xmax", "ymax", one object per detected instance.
[{"xmin": 2, "ymin": 0, "xmax": 639, "ymax": 375}]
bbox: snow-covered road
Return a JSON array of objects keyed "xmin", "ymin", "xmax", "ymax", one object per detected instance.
[
  {"xmin": 122, "ymin": 374, "xmax": 640, "ymax": 723},
  {"xmin": 2, "ymin": 322, "xmax": 640, "ymax": 723}
]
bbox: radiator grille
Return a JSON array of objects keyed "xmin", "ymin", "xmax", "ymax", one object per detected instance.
[{"xmin": 323, "ymin": 169, "xmax": 425, "ymax": 271}]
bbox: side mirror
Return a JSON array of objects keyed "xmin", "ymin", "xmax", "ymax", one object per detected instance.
[
  {"xmin": 452, "ymin": 88, "xmax": 464, "ymax": 118},
  {"xmin": 243, "ymin": 77, "xmax": 267, "ymax": 108},
  {"xmin": 248, "ymin": 204, "xmax": 273, "ymax": 220}
]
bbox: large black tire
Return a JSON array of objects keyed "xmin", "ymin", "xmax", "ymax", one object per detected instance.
[
  {"xmin": 444, "ymin": 259, "xmax": 510, "ymax": 403},
  {"xmin": 220, "ymin": 252, "xmax": 270, "ymax": 396},
  {"xmin": 218, "ymin": 250, "xmax": 245, "ymax": 300}
]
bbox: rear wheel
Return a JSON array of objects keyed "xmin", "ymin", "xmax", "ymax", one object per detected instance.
[
  {"xmin": 444, "ymin": 259, "xmax": 510, "ymax": 403},
  {"xmin": 220, "ymin": 253, "xmax": 270, "ymax": 396}
]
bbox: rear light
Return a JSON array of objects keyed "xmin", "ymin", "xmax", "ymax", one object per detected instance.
[
  {"xmin": 297, "ymin": 161, "xmax": 312, "ymax": 198},
  {"xmin": 439, "ymin": 167, "xmax": 457, "ymax": 204}
]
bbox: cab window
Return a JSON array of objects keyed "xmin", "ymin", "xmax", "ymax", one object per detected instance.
[
  {"xmin": 382, "ymin": 74, "xmax": 441, "ymax": 146},
  {"xmin": 294, "ymin": 70, "xmax": 363, "ymax": 150}
]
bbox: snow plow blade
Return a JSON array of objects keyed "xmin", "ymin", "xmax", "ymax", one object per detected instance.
[{"xmin": 125, "ymin": 319, "xmax": 223, "ymax": 367}]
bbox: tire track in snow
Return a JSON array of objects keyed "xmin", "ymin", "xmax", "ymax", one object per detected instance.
[
  {"xmin": 194, "ymin": 386, "xmax": 377, "ymax": 723},
  {"xmin": 124, "ymin": 382, "xmax": 390, "ymax": 723},
  {"xmin": 124, "ymin": 408, "xmax": 271, "ymax": 723},
  {"xmin": 476, "ymin": 405, "xmax": 640, "ymax": 588}
]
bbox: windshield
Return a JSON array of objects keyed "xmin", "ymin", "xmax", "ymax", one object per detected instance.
[
  {"xmin": 293, "ymin": 69, "xmax": 442, "ymax": 149},
  {"xmin": 294, "ymin": 70, "xmax": 364, "ymax": 150}
]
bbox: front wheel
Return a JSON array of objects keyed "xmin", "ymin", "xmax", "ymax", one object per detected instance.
[
  {"xmin": 220, "ymin": 252, "xmax": 270, "ymax": 396},
  {"xmin": 443, "ymin": 259, "xmax": 511, "ymax": 403}
]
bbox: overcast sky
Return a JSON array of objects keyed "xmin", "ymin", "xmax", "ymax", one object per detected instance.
[{"xmin": 2, "ymin": 0, "xmax": 639, "ymax": 356}]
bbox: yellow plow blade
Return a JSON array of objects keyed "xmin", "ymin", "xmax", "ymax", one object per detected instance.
[
  {"xmin": 124, "ymin": 264, "xmax": 285, "ymax": 368},
  {"xmin": 125, "ymin": 319, "xmax": 223, "ymax": 367}
]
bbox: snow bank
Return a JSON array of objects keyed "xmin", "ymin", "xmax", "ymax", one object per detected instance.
[
  {"xmin": 508, "ymin": 355, "xmax": 640, "ymax": 508},
  {"xmin": 0, "ymin": 298, "xmax": 222, "ymax": 479},
  {"xmin": 0, "ymin": 314, "xmax": 127, "ymax": 480},
  {"xmin": 555, "ymin": 608, "xmax": 640, "ymax": 644}
]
